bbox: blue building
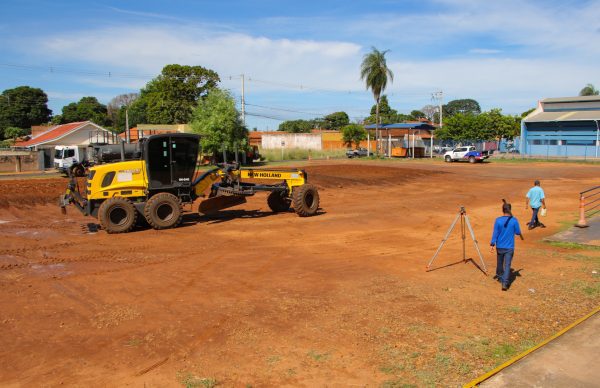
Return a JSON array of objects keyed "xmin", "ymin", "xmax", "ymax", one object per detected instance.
[{"xmin": 521, "ymin": 96, "xmax": 600, "ymax": 158}]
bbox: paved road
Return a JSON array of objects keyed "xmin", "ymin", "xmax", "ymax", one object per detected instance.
[{"xmin": 481, "ymin": 312, "xmax": 599, "ymax": 387}]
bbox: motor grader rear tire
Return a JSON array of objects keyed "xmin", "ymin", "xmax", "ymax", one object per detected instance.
[
  {"xmin": 267, "ymin": 191, "xmax": 291, "ymax": 212},
  {"xmin": 292, "ymin": 184, "xmax": 319, "ymax": 217},
  {"xmin": 98, "ymin": 197, "xmax": 137, "ymax": 234},
  {"xmin": 144, "ymin": 193, "xmax": 182, "ymax": 230}
]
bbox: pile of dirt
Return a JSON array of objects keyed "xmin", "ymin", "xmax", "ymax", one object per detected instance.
[
  {"xmin": 304, "ymin": 164, "xmax": 445, "ymax": 189},
  {"xmin": 0, "ymin": 178, "xmax": 67, "ymax": 208}
]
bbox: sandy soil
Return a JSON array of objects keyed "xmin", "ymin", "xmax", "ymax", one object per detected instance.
[{"xmin": 0, "ymin": 160, "xmax": 598, "ymax": 387}]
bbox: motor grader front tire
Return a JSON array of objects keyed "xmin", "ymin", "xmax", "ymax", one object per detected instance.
[
  {"xmin": 267, "ymin": 190, "xmax": 291, "ymax": 213},
  {"xmin": 144, "ymin": 193, "xmax": 183, "ymax": 230},
  {"xmin": 98, "ymin": 197, "xmax": 138, "ymax": 234},
  {"xmin": 292, "ymin": 184, "xmax": 319, "ymax": 217}
]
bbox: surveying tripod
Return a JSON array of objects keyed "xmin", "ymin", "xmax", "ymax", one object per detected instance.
[{"xmin": 426, "ymin": 206, "xmax": 488, "ymax": 274}]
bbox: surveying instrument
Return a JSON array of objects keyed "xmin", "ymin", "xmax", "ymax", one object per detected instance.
[{"xmin": 427, "ymin": 206, "xmax": 488, "ymax": 274}]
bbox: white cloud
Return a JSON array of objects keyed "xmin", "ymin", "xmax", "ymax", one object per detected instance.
[
  {"xmin": 469, "ymin": 49, "xmax": 502, "ymax": 54},
  {"xmin": 35, "ymin": 26, "xmax": 363, "ymax": 91}
]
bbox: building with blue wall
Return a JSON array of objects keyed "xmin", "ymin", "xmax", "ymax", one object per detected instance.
[{"xmin": 520, "ymin": 96, "xmax": 600, "ymax": 158}]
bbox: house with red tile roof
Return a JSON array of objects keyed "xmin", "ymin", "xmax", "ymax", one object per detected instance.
[{"xmin": 17, "ymin": 121, "xmax": 116, "ymax": 168}]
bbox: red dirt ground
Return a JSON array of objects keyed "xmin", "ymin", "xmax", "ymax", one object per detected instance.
[{"xmin": 0, "ymin": 160, "xmax": 598, "ymax": 386}]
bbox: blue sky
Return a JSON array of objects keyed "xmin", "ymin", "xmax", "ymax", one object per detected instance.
[{"xmin": 1, "ymin": 0, "xmax": 599, "ymax": 130}]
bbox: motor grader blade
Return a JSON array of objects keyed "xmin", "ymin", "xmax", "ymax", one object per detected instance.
[{"xmin": 198, "ymin": 195, "xmax": 247, "ymax": 215}]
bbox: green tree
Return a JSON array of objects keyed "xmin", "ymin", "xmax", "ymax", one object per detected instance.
[
  {"xmin": 360, "ymin": 47, "xmax": 394, "ymax": 154},
  {"xmin": 410, "ymin": 110, "xmax": 426, "ymax": 120},
  {"xmin": 4, "ymin": 126, "xmax": 25, "ymax": 142},
  {"xmin": 341, "ymin": 124, "xmax": 367, "ymax": 148},
  {"xmin": 278, "ymin": 119, "xmax": 313, "ymax": 133},
  {"xmin": 444, "ymin": 99, "xmax": 481, "ymax": 116},
  {"xmin": 521, "ymin": 108, "xmax": 536, "ymax": 118},
  {"xmin": 437, "ymin": 109, "xmax": 520, "ymax": 141},
  {"xmin": 60, "ymin": 97, "xmax": 110, "ymax": 126},
  {"xmin": 579, "ymin": 83, "xmax": 599, "ymax": 96},
  {"xmin": 365, "ymin": 95, "xmax": 398, "ymax": 124},
  {"xmin": 323, "ymin": 111, "xmax": 349, "ymax": 130},
  {"xmin": 0, "ymin": 86, "xmax": 51, "ymax": 138},
  {"xmin": 138, "ymin": 64, "xmax": 220, "ymax": 124},
  {"xmin": 190, "ymin": 88, "xmax": 247, "ymax": 155}
]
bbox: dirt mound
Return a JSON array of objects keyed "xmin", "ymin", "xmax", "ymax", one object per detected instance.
[
  {"xmin": 0, "ymin": 178, "xmax": 67, "ymax": 208},
  {"xmin": 304, "ymin": 164, "xmax": 444, "ymax": 188}
]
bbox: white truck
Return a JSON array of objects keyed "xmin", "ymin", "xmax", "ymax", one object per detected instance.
[
  {"xmin": 54, "ymin": 146, "xmax": 90, "ymax": 176},
  {"xmin": 443, "ymin": 146, "xmax": 490, "ymax": 163}
]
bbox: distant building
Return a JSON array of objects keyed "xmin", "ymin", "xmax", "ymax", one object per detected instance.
[
  {"xmin": 17, "ymin": 121, "xmax": 115, "ymax": 168},
  {"xmin": 118, "ymin": 124, "xmax": 190, "ymax": 142},
  {"xmin": 521, "ymin": 96, "xmax": 600, "ymax": 157}
]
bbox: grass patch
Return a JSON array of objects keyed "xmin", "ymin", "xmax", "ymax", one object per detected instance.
[
  {"xmin": 380, "ymin": 363, "xmax": 406, "ymax": 375},
  {"xmin": 571, "ymin": 280, "xmax": 600, "ymax": 297},
  {"xmin": 547, "ymin": 241, "xmax": 600, "ymax": 251},
  {"xmin": 380, "ymin": 380, "xmax": 417, "ymax": 388},
  {"xmin": 266, "ymin": 355, "xmax": 281, "ymax": 365},
  {"xmin": 490, "ymin": 343, "xmax": 517, "ymax": 363},
  {"xmin": 260, "ymin": 148, "xmax": 346, "ymax": 162},
  {"xmin": 507, "ymin": 306, "xmax": 521, "ymax": 313},
  {"xmin": 177, "ymin": 372, "xmax": 218, "ymax": 388},
  {"xmin": 307, "ymin": 350, "xmax": 330, "ymax": 362}
]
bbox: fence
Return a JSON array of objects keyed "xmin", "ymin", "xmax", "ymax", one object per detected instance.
[{"xmin": 576, "ymin": 186, "xmax": 600, "ymax": 227}]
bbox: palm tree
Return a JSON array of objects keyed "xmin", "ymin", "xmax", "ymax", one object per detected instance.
[
  {"xmin": 579, "ymin": 83, "xmax": 599, "ymax": 96},
  {"xmin": 360, "ymin": 47, "xmax": 394, "ymax": 155}
]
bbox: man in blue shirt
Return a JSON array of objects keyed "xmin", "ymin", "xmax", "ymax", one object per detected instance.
[
  {"xmin": 526, "ymin": 180, "xmax": 546, "ymax": 230},
  {"xmin": 491, "ymin": 201, "xmax": 524, "ymax": 291}
]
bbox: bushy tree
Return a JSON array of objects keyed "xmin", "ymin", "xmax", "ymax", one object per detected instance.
[
  {"xmin": 323, "ymin": 111, "xmax": 350, "ymax": 130},
  {"xmin": 60, "ymin": 97, "xmax": 110, "ymax": 125},
  {"xmin": 0, "ymin": 86, "xmax": 51, "ymax": 138},
  {"xmin": 190, "ymin": 88, "xmax": 247, "ymax": 155},
  {"xmin": 365, "ymin": 95, "xmax": 398, "ymax": 124},
  {"xmin": 278, "ymin": 119, "xmax": 313, "ymax": 133},
  {"xmin": 436, "ymin": 109, "xmax": 520, "ymax": 141},
  {"xmin": 138, "ymin": 64, "xmax": 220, "ymax": 124},
  {"xmin": 410, "ymin": 110, "xmax": 426, "ymax": 120},
  {"xmin": 4, "ymin": 127, "xmax": 25, "ymax": 141},
  {"xmin": 579, "ymin": 83, "xmax": 599, "ymax": 96},
  {"xmin": 444, "ymin": 99, "xmax": 481, "ymax": 116},
  {"xmin": 342, "ymin": 124, "xmax": 367, "ymax": 148}
]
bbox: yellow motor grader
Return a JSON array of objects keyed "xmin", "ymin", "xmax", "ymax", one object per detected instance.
[{"xmin": 59, "ymin": 133, "xmax": 319, "ymax": 233}]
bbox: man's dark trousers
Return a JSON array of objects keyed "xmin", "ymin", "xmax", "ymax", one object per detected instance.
[
  {"xmin": 529, "ymin": 207, "xmax": 540, "ymax": 227},
  {"xmin": 496, "ymin": 248, "xmax": 514, "ymax": 287}
]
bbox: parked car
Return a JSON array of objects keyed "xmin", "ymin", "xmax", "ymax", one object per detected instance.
[
  {"xmin": 346, "ymin": 147, "xmax": 373, "ymax": 158},
  {"xmin": 443, "ymin": 146, "xmax": 490, "ymax": 163}
]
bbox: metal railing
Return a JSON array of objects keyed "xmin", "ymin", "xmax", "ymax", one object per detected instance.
[{"xmin": 576, "ymin": 186, "xmax": 600, "ymax": 227}]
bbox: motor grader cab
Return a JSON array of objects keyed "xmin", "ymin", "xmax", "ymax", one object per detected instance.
[{"xmin": 60, "ymin": 133, "xmax": 319, "ymax": 233}]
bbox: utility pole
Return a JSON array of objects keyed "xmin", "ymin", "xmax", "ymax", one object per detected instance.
[
  {"xmin": 241, "ymin": 73, "xmax": 246, "ymax": 126},
  {"xmin": 432, "ymin": 91, "xmax": 443, "ymax": 128},
  {"xmin": 125, "ymin": 108, "xmax": 130, "ymax": 143}
]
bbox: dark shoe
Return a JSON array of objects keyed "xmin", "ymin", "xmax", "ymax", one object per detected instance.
[
  {"xmin": 502, "ymin": 285, "xmax": 508, "ymax": 291},
  {"xmin": 528, "ymin": 224, "xmax": 534, "ymax": 230},
  {"xmin": 493, "ymin": 275, "xmax": 499, "ymax": 280},
  {"xmin": 539, "ymin": 223, "xmax": 546, "ymax": 228}
]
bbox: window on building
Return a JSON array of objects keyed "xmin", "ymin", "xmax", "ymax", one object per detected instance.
[
  {"xmin": 530, "ymin": 139, "xmax": 558, "ymax": 145},
  {"xmin": 563, "ymin": 140, "xmax": 595, "ymax": 146}
]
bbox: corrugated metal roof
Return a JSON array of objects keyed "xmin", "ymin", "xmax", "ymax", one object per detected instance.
[
  {"xmin": 523, "ymin": 111, "xmax": 600, "ymax": 123},
  {"xmin": 364, "ymin": 122, "xmax": 436, "ymax": 130},
  {"xmin": 541, "ymin": 95, "xmax": 600, "ymax": 103}
]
